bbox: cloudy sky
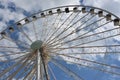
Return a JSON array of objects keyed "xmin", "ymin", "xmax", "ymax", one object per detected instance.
[
  {"xmin": 0, "ymin": 0, "xmax": 120, "ymax": 30},
  {"xmin": 0, "ymin": 0, "xmax": 120, "ymax": 80}
]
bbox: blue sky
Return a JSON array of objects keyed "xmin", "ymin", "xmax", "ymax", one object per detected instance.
[
  {"xmin": 0, "ymin": 0, "xmax": 120, "ymax": 30},
  {"xmin": 0, "ymin": 0, "xmax": 120, "ymax": 80}
]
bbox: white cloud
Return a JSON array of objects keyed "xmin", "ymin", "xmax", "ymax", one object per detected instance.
[
  {"xmin": 0, "ymin": 0, "xmax": 120, "ymax": 79},
  {"xmin": 0, "ymin": 9, "xmax": 25, "ymax": 22},
  {"xmin": 82, "ymin": 0, "xmax": 120, "ymax": 17},
  {"xmin": 11, "ymin": 0, "xmax": 80, "ymax": 11}
]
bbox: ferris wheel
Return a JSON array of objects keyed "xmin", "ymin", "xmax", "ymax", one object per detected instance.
[{"xmin": 0, "ymin": 5, "xmax": 120, "ymax": 80}]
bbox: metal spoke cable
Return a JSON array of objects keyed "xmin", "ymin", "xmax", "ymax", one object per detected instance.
[
  {"xmin": 64, "ymin": 21, "xmax": 114, "ymax": 45},
  {"xmin": 49, "ymin": 14, "xmax": 99, "ymax": 47},
  {"xmin": 18, "ymin": 27, "xmax": 33, "ymax": 43},
  {"xmin": 46, "ymin": 12, "xmax": 89, "ymax": 44},
  {"xmin": 62, "ymin": 22, "xmax": 117, "ymax": 47},
  {"xmin": 51, "ymin": 52, "xmax": 120, "ymax": 76},
  {"xmin": 0, "ymin": 50, "xmax": 28, "ymax": 53},
  {"xmin": 4, "ymin": 37, "xmax": 30, "ymax": 49},
  {"xmin": 0, "ymin": 51, "xmax": 29, "ymax": 57},
  {"xmin": 47, "ymin": 11, "xmax": 81, "ymax": 45},
  {"xmin": 58, "ymin": 54, "xmax": 120, "ymax": 69},
  {"xmin": 44, "ymin": 14, "xmax": 61, "ymax": 42},
  {"xmin": 67, "ymin": 60, "xmax": 120, "ymax": 76},
  {"xmin": 23, "ymin": 64, "xmax": 36, "ymax": 80},
  {"xmin": 54, "ymin": 52, "xmax": 120, "ymax": 55},
  {"xmin": 51, "ymin": 20, "xmax": 113, "ymax": 48},
  {"xmin": 28, "ymin": 68, "xmax": 36, "ymax": 80},
  {"xmin": 16, "ymin": 59, "xmax": 36, "ymax": 79},
  {"xmin": 0, "ymin": 46, "xmax": 20, "ymax": 49},
  {"xmin": 0, "ymin": 53, "xmax": 29, "ymax": 63},
  {"xmin": 50, "ymin": 19, "xmax": 105, "ymax": 48},
  {"xmin": 0, "ymin": 53, "xmax": 29, "ymax": 77},
  {"xmin": 52, "ymin": 44, "xmax": 120, "ymax": 50},
  {"xmin": 7, "ymin": 52, "xmax": 36, "ymax": 79},
  {"xmin": 45, "ymin": 13, "xmax": 64, "ymax": 43},
  {"xmin": 0, "ymin": 32, "xmax": 30, "ymax": 48},
  {"xmin": 47, "ymin": 12, "xmax": 90, "ymax": 45},
  {"xmin": 51, "ymin": 58, "xmax": 84, "ymax": 80},
  {"xmin": 39, "ymin": 49, "xmax": 49, "ymax": 80},
  {"xmin": 46, "ymin": 12, "xmax": 74, "ymax": 44},
  {"xmin": 48, "ymin": 13, "xmax": 96, "ymax": 45},
  {"xmin": 48, "ymin": 64, "xmax": 57, "ymax": 80},
  {"xmin": 40, "ymin": 18, "xmax": 47, "ymax": 41},
  {"xmin": 21, "ymin": 58, "xmax": 36, "ymax": 80},
  {"xmin": 32, "ymin": 21, "xmax": 38, "ymax": 40},
  {"xmin": 49, "ymin": 17, "xmax": 105, "ymax": 46},
  {"xmin": 42, "ymin": 16, "xmax": 49, "ymax": 41},
  {"xmin": 73, "ymin": 29, "xmax": 120, "ymax": 47}
]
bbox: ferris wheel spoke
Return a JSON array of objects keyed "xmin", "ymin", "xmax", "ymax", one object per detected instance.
[
  {"xmin": 32, "ymin": 21, "xmax": 38, "ymax": 40},
  {"xmin": 74, "ymin": 31, "xmax": 120, "ymax": 47},
  {"xmin": 51, "ymin": 51, "xmax": 120, "ymax": 55},
  {"xmin": 73, "ymin": 17, "xmax": 105, "ymax": 34},
  {"xmin": 44, "ymin": 14, "xmax": 60, "ymax": 42},
  {"xmin": 52, "ymin": 44, "xmax": 120, "ymax": 49},
  {"xmin": 46, "ymin": 12, "xmax": 75, "ymax": 44},
  {"xmin": 7, "ymin": 53, "xmax": 36, "ymax": 79},
  {"xmin": 18, "ymin": 27, "xmax": 33, "ymax": 43},
  {"xmin": 40, "ymin": 18, "xmax": 48, "ymax": 41},
  {"xmin": 40, "ymin": 58, "xmax": 47, "ymax": 80},
  {"xmin": 28, "ymin": 69, "xmax": 36, "ymax": 80},
  {"xmin": 0, "ymin": 49, "xmax": 29, "ymax": 52},
  {"xmin": 42, "ymin": 16, "xmax": 50, "ymax": 41},
  {"xmin": 0, "ymin": 50, "xmax": 30, "ymax": 56},
  {"xmin": 51, "ymin": 58, "xmax": 84, "ymax": 80},
  {"xmin": 7, "ymin": 59, "xmax": 31, "ymax": 79},
  {"xmin": 0, "ymin": 53, "xmax": 29, "ymax": 63},
  {"xmin": 45, "ymin": 13, "xmax": 65, "ymax": 43},
  {"xmin": 68, "ymin": 60, "xmax": 120, "ymax": 76},
  {"xmin": 45, "ymin": 12, "xmax": 69, "ymax": 43},
  {"xmin": 21, "ymin": 60, "xmax": 36, "ymax": 80},
  {"xmin": 47, "ymin": 11, "xmax": 82, "ymax": 45},
  {"xmin": 0, "ymin": 51, "xmax": 29, "ymax": 57},
  {"xmin": 16, "ymin": 63, "xmax": 34, "ymax": 80},
  {"xmin": 27, "ymin": 68, "xmax": 36, "ymax": 80},
  {"xmin": 49, "ymin": 16, "xmax": 104, "ymax": 47},
  {"xmin": 0, "ymin": 54, "xmax": 29, "ymax": 77},
  {"xmin": 3, "ymin": 37, "xmax": 30, "ymax": 49},
  {"xmin": 40, "ymin": 50, "xmax": 49, "ymax": 80},
  {"xmin": 51, "ymin": 44, "xmax": 120, "ymax": 53},
  {"xmin": 0, "ymin": 46, "xmax": 20, "ymax": 49},
  {"xmin": 14, "ymin": 39, "xmax": 30, "ymax": 49},
  {"xmin": 51, "ymin": 20, "xmax": 114, "ymax": 48},
  {"xmin": 54, "ymin": 52, "xmax": 120, "ymax": 55},
  {"xmin": 23, "ymin": 64, "xmax": 36, "ymax": 80},
  {"xmin": 45, "ymin": 12, "xmax": 87, "ymax": 44},
  {"xmin": 47, "ymin": 12, "xmax": 90, "ymax": 45},
  {"xmin": 58, "ymin": 54, "xmax": 120, "ymax": 70},
  {"xmin": 1, "ymin": 35, "xmax": 30, "ymax": 49},
  {"xmin": 65, "ymin": 26, "xmax": 120, "ymax": 46},
  {"xmin": 16, "ymin": 60, "xmax": 36, "ymax": 79},
  {"xmin": 49, "ymin": 17, "xmax": 105, "ymax": 46},
  {"xmin": 48, "ymin": 64, "xmax": 57, "ymax": 80},
  {"xmin": 48, "ymin": 13, "xmax": 97, "ymax": 45},
  {"xmin": 51, "ymin": 47, "xmax": 120, "ymax": 55},
  {"xmin": 0, "ymin": 55, "xmax": 28, "ymax": 64}
]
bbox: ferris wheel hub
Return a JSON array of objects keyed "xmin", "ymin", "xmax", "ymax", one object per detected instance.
[
  {"xmin": 30, "ymin": 40, "xmax": 43, "ymax": 51},
  {"xmin": 31, "ymin": 40, "xmax": 51, "ymax": 61}
]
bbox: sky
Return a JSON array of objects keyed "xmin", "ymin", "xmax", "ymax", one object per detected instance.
[
  {"xmin": 0, "ymin": 0, "xmax": 120, "ymax": 30},
  {"xmin": 0, "ymin": 0, "xmax": 120, "ymax": 80}
]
